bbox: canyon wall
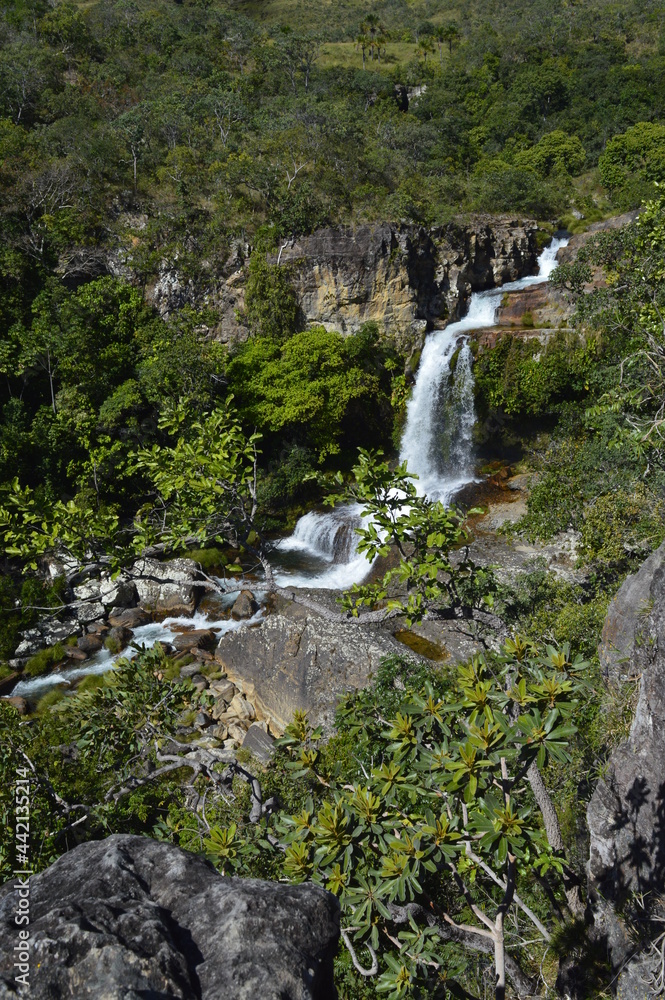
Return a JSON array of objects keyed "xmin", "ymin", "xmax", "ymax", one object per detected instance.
[{"xmin": 145, "ymin": 215, "xmax": 540, "ymax": 353}]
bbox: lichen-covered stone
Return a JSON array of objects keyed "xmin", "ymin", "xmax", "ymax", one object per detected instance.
[{"xmin": 0, "ymin": 834, "xmax": 339, "ymax": 1000}]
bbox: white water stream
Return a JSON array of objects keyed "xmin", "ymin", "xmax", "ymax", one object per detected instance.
[
  {"xmin": 14, "ymin": 602, "xmax": 264, "ymax": 701},
  {"xmin": 275, "ymin": 236, "xmax": 568, "ymax": 588}
]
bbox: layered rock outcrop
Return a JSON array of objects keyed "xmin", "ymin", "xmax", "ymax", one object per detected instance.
[
  {"xmin": 0, "ymin": 834, "xmax": 339, "ymax": 1000},
  {"xmin": 586, "ymin": 542, "xmax": 665, "ymax": 999},
  {"xmin": 272, "ymin": 216, "xmax": 539, "ymax": 352},
  {"xmin": 144, "ymin": 216, "xmax": 540, "ymax": 352}
]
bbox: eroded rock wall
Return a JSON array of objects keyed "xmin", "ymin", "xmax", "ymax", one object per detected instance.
[
  {"xmin": 585, "ymin": 542, "xmax": 665, "ymax": 999},
  {"xmin": 142, "ymin": 216, "xmax": 539, "ymax": 352},
  {"xmin": 273, "ymin": 215, "xmax": 539, "ymax": 353}
]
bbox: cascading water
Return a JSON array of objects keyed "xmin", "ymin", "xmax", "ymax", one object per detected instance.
[
  {"xmin": 12, "ymin": 604, "xmax": 265, "ymax": 701},
  {"xmin": 276, "ymin": 236, "xmax": 569, "ymax": 587},
  {"xmin": 273, "ymin": 504, "xmax": 370, "ymax": 588}
]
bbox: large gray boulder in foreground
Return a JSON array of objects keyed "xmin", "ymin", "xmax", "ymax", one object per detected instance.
[
  {"xmin": 586, "ymin": 541, "xmax": 665, "ymax": 999},
  {"xmin": 0, "ymin": 834, "xmax": 339, "ymax": 1000}
]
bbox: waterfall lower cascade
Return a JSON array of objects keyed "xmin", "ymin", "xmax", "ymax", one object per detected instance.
[{"xmin": 276, "ymin": 236, "xmax": 569, "ymax": 588}]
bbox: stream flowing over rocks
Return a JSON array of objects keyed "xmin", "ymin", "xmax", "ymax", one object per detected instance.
[{"xmin": 0, "ymin": 835, "xmax": 340, "ymax": 1000}]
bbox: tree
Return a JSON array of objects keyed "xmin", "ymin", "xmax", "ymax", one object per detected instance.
[
  {"xmin": 205, "ymin": 88, "xmax": 246, "ymax": 148},
  {"xmin": 440, "ymin": 23, "xmax": 460, "ymax": 55},
  {"xmin": 226, "ymin": 330, "xmax": 386, "ymax": 462},
  {"xmin": 0, "ymin": 399, "xmax": 269, "ymax": 582},
  {"xmin": 360, "ymin": 14, "xmax": 385, "ymax": 62},
  {"xmin": 326, "ymin": 450, "xmax": 495, "ymax": 625},
  {"xmin": 130, "ymin": 398, "xmax": 268, "ymax": 574},
  {"xmin": 599, "ymin": 122, "xmax": 665, "ymax": 205},
  {"xmin": 356, "ymin": 30, "xmax": 369, "ymax": 70},
  {"xmin": 211, "ymin": 638, "xmax": 590, "ymax": 999},
  {"xmin": 242, "ymin": 253, "xmax": 300, "ymax": 339},
  {"xmin": 417, "ymin": 35, "xmax": 435, "ymax": 66},
  {"xmin": 275, "ymin": 31, "xmax": 321, "ymax": 92},
  {"xmin": 514, "ymin": 130, "xmax": 586, "ymax": 178},
  {"xmin": 114, "ymin": 108, "xmax": 147, "ymax": 193}
]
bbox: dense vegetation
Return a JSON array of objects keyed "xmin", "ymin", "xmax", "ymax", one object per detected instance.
[{"xmin": 2, "ymin": 0, "xmax": 665, "ymax": 995}]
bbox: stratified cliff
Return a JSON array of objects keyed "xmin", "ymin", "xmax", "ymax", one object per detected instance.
[{"xmin": 146, "ymin": 216, "xmax": 540, "ymax": 353}]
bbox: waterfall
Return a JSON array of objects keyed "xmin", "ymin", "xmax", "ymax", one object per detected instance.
[
  {"xmin": 276, "ymin": 236, "xmax": 570, "ymax": 587},
  {"xmin": 273, "ymin": 504, "xmax": 371, "ymax": 589}
]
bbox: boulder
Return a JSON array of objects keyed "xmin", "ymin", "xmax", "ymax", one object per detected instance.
[
  {"xmin": 77, "ymin": 634, "xmax": 103, "ymax": 655},
  {"xmin": 75, "ymin": 601, "xmax": 106, "ymax": 624},
  {"xmin": 597, "ymin": 541, "xmax": 665, "ymax": 685},
  {"xmin": 64, "ymin": 646, "xmax": 87, "ymax": 661},
  {"xmin": 106, "ymin": 625, "xmax": 134, "ymax": 647},
  {"xmin": 73, "ymin": 579, "xmax": 101, "ymax": 603},
  {"xmin": 242, "ymin": 723, "xmax": 276, "ymax": 764},
  {"xmin": 172, "ymin": 628, "xmax": 216, "ymax": 651},
  {"xmin": 209, "ymin": 678, "xmax": 237, "ymax": 701},
  {"xmin": 108, "ymin": 606, "xmax": 150, "ymax": 629},
  {"xmin": 85, "ymin": 621, "xmax": 108, "ymax": 635},
  {"xmin": 215, "ymin": 597, "xmax": 422, "ymax": 731},
  {"xmin": 131, "ymin": 556, "xmax": 200, "ymax": 616},
  {"xmin": 586, "ymin": 543, "xmax": 665, "ymax": 997},
  {"xmin": 0, "ymin": 696, "xmax": 28, "ymax": 715},
  {"xmin": 0, "ymin": 834, "xmax": 339, "ymax": 999},
  {"xmin": 99, "ymin": 574, "xmax": 138, "ymax": 610},
  {"xmin": 14, "ymin": 629, "xmax": 46, "ymax": 658},
  {"xmin": 231, "ymin": 589, "xmax": 259, "ymax": 620},
  {"xmin": 228, "ymin": 722, "xmax": 249, "ymax": 743}
]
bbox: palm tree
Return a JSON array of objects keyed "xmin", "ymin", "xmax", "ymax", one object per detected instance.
[
  {"xmin": 441, "ymin": 22, "xmax": 460, "ymax": 55},
  {"xmin": 418, "ymin": 35, "xmax": 435, "ymax": 65},
  {"xmin": 361, "ymin": 13, "xmax": 383, "ymax": 61},
  {"xmin": 356, "ymin": 30, "xmax": 369, "ymax": 69}
]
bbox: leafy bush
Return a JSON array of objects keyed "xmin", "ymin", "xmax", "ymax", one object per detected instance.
[
  {"xmin": 599, "ymin": 122, "xmax": 665, "ymax": 207},
  {"xmin": 243, "ymin": 254, "xmax": 300, "ymax": 341},
  {"xmin": 226, "ymin": 325, "xmax": 399, "ymax": 462}
]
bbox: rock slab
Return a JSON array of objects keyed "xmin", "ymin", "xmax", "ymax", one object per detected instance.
[
  {"xmin": 0, "ymin": 834, "xmax": 339, "ymax": 1000},
  {"xmin": 215, "ymin": 597, "xmax": 421, "ymax": 731},
  {"xmin": 587, "ymin": 542, "xmax": 665, "ymax": 997}
]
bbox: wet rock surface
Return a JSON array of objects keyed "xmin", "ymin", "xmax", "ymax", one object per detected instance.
[{"xmin": 0, "ymin": 834, "xmax": 339, "ymax": 1000}]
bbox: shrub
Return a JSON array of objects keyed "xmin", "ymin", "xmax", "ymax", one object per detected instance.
[
  {"xmin": 35, "ymin": 687, "xmax": 66, "ymax": 712},
  {"xmin": 24, "ymin": 643, "xmax": 65, "ymax": 677}
]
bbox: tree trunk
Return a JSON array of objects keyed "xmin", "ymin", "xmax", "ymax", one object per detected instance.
[
  {"xmin": 47, "ymin": 348, "xmax": 56, "ymax": 414},
  {"xmin": 494, "ymin": 915, "xmax": 506, "ymax": 1000},
  {"xmin": 527, "ymin": 761, "xmax": 585, "ymax": 918}
]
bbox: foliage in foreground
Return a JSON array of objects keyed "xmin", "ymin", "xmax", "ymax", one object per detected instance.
[
  {"xmin": 204, "ymin": 640, "xmax": 593, "ymax": 999},
  {"xmin": 327, "ymin": 449, "xmax": 495, "ymax": 625},
  {"xmin": 0, "ymin": 628, "xmax": 618, "ymax": 998}
]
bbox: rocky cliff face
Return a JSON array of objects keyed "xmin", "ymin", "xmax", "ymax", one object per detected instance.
[
  {"xmin": 0, "ymin": 835, "xmax": 339, "ymax": 1000},
  {"xmin": 585, "ymin": 543, "xmax": 665, "ymax": 999},
  {"xmin": 272, "ymin": 216, "xmax": 539, "ymax": 352},
  {"xmin": 143, "ymin": 216, "xmax": 539, "ymax": 353}
]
